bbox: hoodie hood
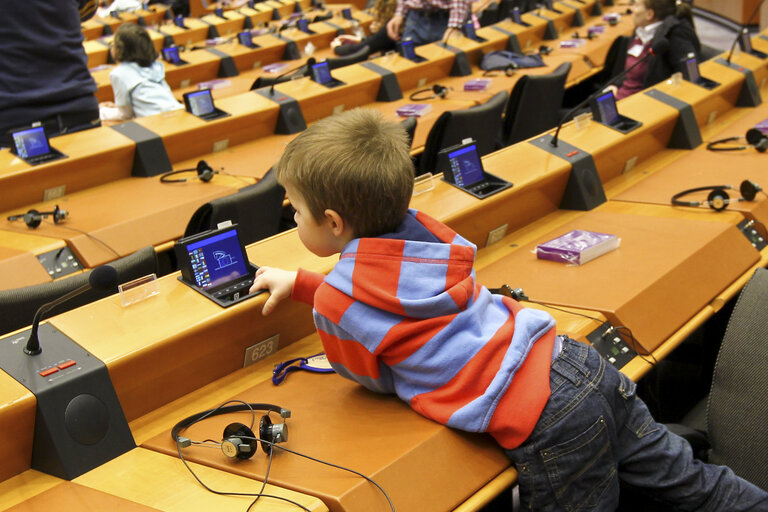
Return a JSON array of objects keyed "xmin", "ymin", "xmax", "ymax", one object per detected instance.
[
  {"xmin": 127, "ymin": 61, "xmax": 167, "ymax": 83},
  {"xmin": 325, "ymin": 209, "xmax": 478, "ymax": 319}
]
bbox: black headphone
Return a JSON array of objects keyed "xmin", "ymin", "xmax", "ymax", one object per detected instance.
[
  {"xmin": 160, "ymin": 160, "xmax": 217, "ymax": 183},
  {"xmin": 172, "ymin": 402, "xmax": 290, "ymax": 459},
  {"xmin": 706, "ymin": 128, "xmax": 768, "ymax": 153},
  {"xmin": 670, "ymin": 180, "xmax": 763, "ymax": 211},
  {"xmin": 7, "ymin": 205, "xmax": 68, "ymax": 228},
  {"xmin": 409, "ymin": 84, "xmax": 449, "ymax": 101}
]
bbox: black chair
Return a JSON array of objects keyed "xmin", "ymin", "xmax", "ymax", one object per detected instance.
[
  {"xmin": 502, "ymin": 61, "xmax": 571, "ymax": 146},
  {"xmin": 184, "ymin": 169, "xmax": 286, "ymax": 245},
  {"xmin": 668, "ymin": 267, "xmax": 768, "ymax": 489},
  {"xmin": 417, "ymin": 90, "xmax": 508, "ymax": 174},
  {"xmin": 478, "ymin": 2, "xmax": 500, "ymax": 26},
  {"xmin": 0, "ymin": 246, "xmax": 158, "ymax": 336},
  {"xmin": 562, "ymin": 35, "xmax": 629, "ymax": 108},
  {"xmin": 326, "ymin": 45, "xmax": 371, "ymax": 70}
]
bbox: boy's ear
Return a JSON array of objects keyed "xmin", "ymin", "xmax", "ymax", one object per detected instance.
[{"xmin": 323, "ymin": 208, "xmax": 347, "ymax": 236}]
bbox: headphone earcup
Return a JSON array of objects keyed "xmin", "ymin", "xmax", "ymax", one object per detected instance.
[
  {"xmin": 707, "ymin": 189, "xmax": 730, "ymax": 211},
  {"xmin": 745, "ymin": 128, "xmax": 765, "ymax": 146},
  {"xmin": 258, "ymin": 414, "xmax": 288, "ymax": 453},
  {"xmin": 755, "ymin": 138, "xmax": 768, "ymax": 153},
  {"xmin": 24, "ymin": 209, "xmax": 43, "ymax": 228},
  {"xmin": 52, "ymin": 206, "xmax": 68, "ymax": 224},
  {"xmin": 196, "ymin": 160, "xmax": 215, "ymax": 182},
  {"xmin": 740, "ymin": 179, "xmax": 761, "ymax": 201},
  {"xmin": 221, "ymin": 422, "xmax": 259, "ymax": 460},
  {"xmin": 433, "ymin": 84, "xmax": 447, "ymax": 99}
]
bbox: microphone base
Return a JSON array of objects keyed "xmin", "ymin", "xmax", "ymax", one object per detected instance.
[{"xmin": 0, "ymin": 323, "xmax": 135, "ymax": 480}]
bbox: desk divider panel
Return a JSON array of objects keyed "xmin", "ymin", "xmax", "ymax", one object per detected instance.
[
  {"xmin": 360, "ymin": 61, "xmax": 403, "ymax": 101},
  {"xmin": 142, "ymin": 371, "xmax": 510, "ymax": 512},
  {"xmin": 490, "ymin": 25, "xmax": 523, "ymax": 53},
  {"xmin": 713, "ymin": 58, "xmax": 762, "ymax": 107},
  {"xmin": 644, "ymin": 89, "xmax": 702, "ymax": 149},
  {"xmin": 111, "ymin": 122, "xmax": 173, "ymax": 177},
  {"xmin": 206, "ymin": 47, "xmax": 240, "ymax": 77}
]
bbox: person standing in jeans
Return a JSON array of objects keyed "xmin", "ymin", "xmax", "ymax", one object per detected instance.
[{"xmin": 386, "ymin": 0, "xmax": 470, "ymax": 46}]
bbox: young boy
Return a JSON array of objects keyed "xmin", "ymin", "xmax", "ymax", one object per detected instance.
[{"xmin": 250, "ymin": 109, "xmax": 768, "ymax": 511}]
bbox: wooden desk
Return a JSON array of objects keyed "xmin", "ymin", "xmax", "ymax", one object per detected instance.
[
  {"xmin": 475, "ymin": 202, "xmax": 760, "ymax": 355},
  {"xmin": 0, "ymin": 177, "xmax": 241, "ymax": 268},
  {"xmin": 0, "ymin": 233, "xmax": 68, "ymax": 290}
]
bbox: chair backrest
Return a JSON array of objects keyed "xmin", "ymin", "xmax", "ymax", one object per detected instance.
[
  {"xmin": 502, "ymin": 61, "xmax": 571, "ymax": 146},
  {"xmin": 184, "ymin": 169, "xmax": 286, "ymax": 245},
  {"xmin": 707, "ymin": 267, "xmax": 768, "ymax": 489},
  {"xmin": 418, "ymin": 90, "xmax": 508, "ymax": 174},
  {"xmin": 0, "ymin": 246, "xmax": 158, "ymax": 336},
  {"xmin": 326, "ymin": 45, "xmax": 371, "ymax": 70}
]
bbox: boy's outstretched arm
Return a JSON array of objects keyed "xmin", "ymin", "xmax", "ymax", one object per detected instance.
[{"xmin": 250, "ymin": 267, "xmax": 297, "ymax": 316}]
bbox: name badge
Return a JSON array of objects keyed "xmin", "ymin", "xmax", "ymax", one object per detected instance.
[{"xmin": 628, "ymin": 44, "xmax": 644, "ymax": 58}]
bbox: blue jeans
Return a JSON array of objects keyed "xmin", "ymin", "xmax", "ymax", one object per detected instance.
[
  {"xmin": 504, "ymin": 337, "xmax": 768, "ymax": 511},
  {"xmin": 402, "ymin": 9, "xmax": 449, "ymax": 46}
]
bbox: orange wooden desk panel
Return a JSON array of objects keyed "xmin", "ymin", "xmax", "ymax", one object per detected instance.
[
  {"xmin": 199, "ymin": 12, "xmax": 248, "ymax": 38},
  {"xmin": 162, "ymin": 49, "xmax": 223, "ymax": 90},
  {"xmin": 369, "ymin": 46, "xmax": 456, "ymax": 93},
  {"xmin": 0, "ymin": 127, "xmax": 135, "ymax": 212},
  {"xmin": 133, "ymin": 92, "xmax": 280, "ymax": 162},
  {"xmin": 613, "ymin": 106, "xmax": 768, "ymax": 228},
  {"xmin": 0, "ymin": 373, "xmax": 36, "ymax": 482},
  {"xmin": 475, "ymin": 202, "xmax": 760, "ymax": 354},
  {"xmin": 0, "ymin": 177, "xmax": 239, "ymax": 268},
  {"xmin": 0, "ymin": 247, "xmax": 54, "ymax": 290},
  {"xmin": 142, "ymin": 370, "xmax": 510, "ymax": 512},
  {"xmin": 3, "ymin": 481, "xmax": 162, "ymax": 512},
  {"xmin": 81, "ymin": 6, "xmax": 170, "ymax": 40}
]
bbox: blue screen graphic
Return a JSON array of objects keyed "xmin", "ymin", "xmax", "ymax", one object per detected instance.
[
  {"xmin": 448, "ymin": 144, "xmax": 484, "ymax": 187},
  {"xmin": 312, "ymin": 62, "xmax": 333, "ymax": 84},
  {"xmin": 238, "ymin": 31, "xmax": 253, "ymax": 46},
  {"xmin": 163, "ymin": 46, "xmax": 181, "ymax": 63},
  {"xmin": 187, "ymin": 90, "xmax": 215, "ymax": 115},
  {"xmin": 596, "ymin": 91, "xmax": 619, "ymax": 125},
  {"xmin": 13, "ymin": 127, "xmax": 50, "ymax": 158},
  {"xmin": 185, "ymin": 230, "xmax": 249, "ymax": 289}
]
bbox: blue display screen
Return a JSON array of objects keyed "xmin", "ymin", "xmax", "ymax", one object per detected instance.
[
  {"xmin": 448, "ymin": 144, "xmax": 484, "ymax": 187},
  {"xmin": 238, "ymin": 31, "xmax": 253, "ymax": 46},
  {"xmin": 400, "ymin": 40, "xmax": 416, "ymax": 59},
  {"xmin": 186, "ymin": 90, "xmax": 215, "ymax": 115},
  {"xmin": 185, "ymin": 229, "xmax": 249, "ymax": 289},
  {"xmin": 464, "ymin": 22, "xmax": 477, "ymax": 40},
  {"xmin": 162, "ymin": 46, "xmax": 181, "ymax": 63},
  {"xmin": 595, "ymin": 91, "xmax": 619, "ymax": 125},
  {"xmin": 341, "ymin": 7, "xmax": 352, "ymax": 19},
  {"xmin": 174, "ymin": 15, "xmax": 185, "ymax": 27},
  {"xmin": 311, "ymin": 62, "xmax": 332, "ymax": 84},
  {"xmin": 512, "ymin": 7, "xmax": 522, "ymax": 23},
  {"xmin": 13, "ymin": 127, "xmax": 50, "ymax": 158},
  {"xmin": 685, "ymin": 57, "xmax": 700, "ymax": 83},
  {"xmin": 297, "ymin": 19, "xmax": 310, "ymax": 32}
]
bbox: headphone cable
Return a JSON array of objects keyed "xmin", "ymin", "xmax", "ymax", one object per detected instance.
[{"xmin": 42, "ymin": 219, "xmax": 122, "ymax": 259}]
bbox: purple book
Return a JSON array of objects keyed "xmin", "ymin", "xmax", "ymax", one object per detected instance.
[
  {"xmin": 536, "ymin": 230, "xmax": 619, "ymax": 265},
  {"xmin": 396, "ymin": 104, "xmax": 432, "ymax": 117}
]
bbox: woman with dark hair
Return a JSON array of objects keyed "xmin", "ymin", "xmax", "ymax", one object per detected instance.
[
  {"xmin": 100, "ymin": 23, "xmax": 182, "ymax": 122},
  {"xmin": 613, "ymin": 0, "xmax": 700, "ymax": 99}
]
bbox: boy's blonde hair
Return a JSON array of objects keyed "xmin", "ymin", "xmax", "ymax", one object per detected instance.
[{"xmin": 276, "ymin": 108, "xmax": 414, "ymax": 238}]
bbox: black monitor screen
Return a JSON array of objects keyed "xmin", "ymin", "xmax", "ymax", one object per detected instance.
[
  {"xmin": 214, "ymin": 7, "xmax": 224, "ymax": 17},
  {"xmin": 341, "ymin": 7, "xmax": 352, "ymax": 19},
  {"xmin": 185, "ymin": 90, "xmax": 215, "ymax": 115},
  {"xmin": 162, "ymin": 46, "xmax": 181, "ymax": 63},
  {"xmin": 512, "ymin": 7, "xmax": 522, "ymax": 23},
  {"xmin": 595, "ymin": 91, "xmax": 619, "ymax": 125},
  {"xmin": 238, "ymin": 31, "xmax": 253, "ymax": 46},
  {"xmin": 311, "ymin": 61, "xmax": 333, "ymax": 84},
  {"xmin": 297, "ymin": 19, "xmax": 310, "ymax": 32},
  {"xmin": 184, "ymin": 229, "xmax": 249, "ymax": 289},
  {"xmin": 684, "ymin": 56, "xmax": 700, "ymax": 83},
  {"xmin": 464, "ymin": 21, "xmax": 477, "ymax": 40},
  {"xmin": 399, "ymin": 40, "xmax": 416, "ymax": 60},
  {"xmin": 174, "ymin": 15, "xmax": 185, "ymax": 27},
  {"xmin": 447, "ymin": 144, "xmax": 484, "ymax": 187},
  {"xmin": 12, "ymin": 126, "xmax": 50, "ymax": 158}
]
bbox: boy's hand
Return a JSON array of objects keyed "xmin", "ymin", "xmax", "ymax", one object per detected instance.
[{"xmin": 250, "ymin": 267, "xmax": 297, "ymax": 316}]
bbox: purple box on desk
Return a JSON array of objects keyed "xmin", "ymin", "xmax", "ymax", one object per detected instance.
[
  {"xmin": 262, "ymin": 62, "xmax": 290, "ymax": 74},
  {"xmin": 587, "ymin": 26, "xmax": 605, "ymax": 36},
  {"xmin": 396, "ymin": 104, "xmax": 432, "ymax": 117},
  {"xmin": 464, "ymin": 78, "xmax": 491, "ymax": 91},
  {"xmin": 197, "ymin": 79, "xmax": 232, "ymax": 90},
  {"xmin": 752, "ymin": 118, "xmax": 768, "ymax": 137},
  {"xmin": 536, "ymin": 230, "xmax": 620, "ymax": 265}
]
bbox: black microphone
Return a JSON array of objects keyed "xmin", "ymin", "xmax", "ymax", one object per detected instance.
[
  {"xmin": 24, "ymin": 265, "xmax": 119, "ymax": 355},
  {"xmin": 726, "ymin": 0, "xmax": 765, "ymax": 64},
  {"xmin": 268, "ymin": 57, "xmax": 316, "ymax": 96},
  {"xmin": 550, "ymin": 37, "xmax": 670, "ymax": 147}
]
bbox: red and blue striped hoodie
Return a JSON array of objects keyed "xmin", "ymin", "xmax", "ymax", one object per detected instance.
[{"xmin": 291, "ymin": 210, "xmax": 557, "ymax": 449}]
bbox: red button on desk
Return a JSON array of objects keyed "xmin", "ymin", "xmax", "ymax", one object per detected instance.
[
  {"xmin": 39, "ymin": 367, "xmax": 59, "ymax": 377},
  {"xmin": 57, "ymin": 360, "xmax": 76, "ymax": 370}
]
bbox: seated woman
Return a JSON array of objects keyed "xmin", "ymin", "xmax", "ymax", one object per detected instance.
[
  {"xmin": 99, "ymin": 23, "xmax": 183, "ymax": 122},
  {"xmin": 613, "ymin": 0, "xmax": 700, "ymax": 99},
  {"xmin": 332, "ymin": 0, "xmax": 398, "ymax": 56}
]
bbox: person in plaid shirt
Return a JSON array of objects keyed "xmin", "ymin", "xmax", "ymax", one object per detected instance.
[{"xmin": 386, "ymin": 0, "xmax": 470, "ymax": 46}]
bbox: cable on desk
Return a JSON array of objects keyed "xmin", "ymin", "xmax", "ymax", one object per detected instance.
[{"xmin": 43, "ymin": 219, "xmax": 121, "ymax": 259}]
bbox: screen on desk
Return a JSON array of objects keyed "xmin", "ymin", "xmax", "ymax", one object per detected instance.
[
  {"xmin": 594, "ymin": 91, "xmax": 619, "ymax": 125},
  {"xmin": 183, "ymin": 228, "xmax": 249, "ymax": 289},
  {"xmin": 311, "ymin": 61, "xmax": 333, "ymax": 84},
  {"xmin": 185, "ymin": 90, "xmax": 216, "ymax": 116},
  {"xmin": 399, "ymin": 40, "xmax": 417, "ymax": 60},
  {"xmin": 214, "ymin": 7, "xmax": 224, "ymax": 17},
  {"xmin": 162, "ymin": 46, "xmax": 181, "ymax": 63},
  {"xmin": 739, "ymin": 29, "xmax": 753, "ymax": 53},
  {"xmin": 447, "ymin": 143, "xmax": 484, "ymax": 187},
  {"xmin": 238, "ymin": 31, "xmax": 253, "ymax": 46},
  {"xmin": 511, "ymin": 7, "xmax": 522, "ymax": 23},
  {"xmin": 683, "ymin": 56, "xmax": 700, "ymax": 83},
  {"xmin": 174, "ymin": 14, "xmax": 185, "ymax": 28},
  {"xmin": 463, "ymin": 21, "xmax": 477, "ymax": 40},
  {"xmin": 341, "ymin": 7, "xmax": 352, "ymax": 19},
  {"xmin": 12, "ymin": 127, "xmax": 50, "ymax": 158}
]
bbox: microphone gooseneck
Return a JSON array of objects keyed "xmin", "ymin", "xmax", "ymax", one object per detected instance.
[
  {"xmin": 24, "ymin": 265, "xmax": 119, "ymax": 355},
  {"xmin": 268, "ymin": 57, "xmax": 317, "ymax": 96},
  {"xmin": 550, "ymin": 38, "xmax": 670, "ymax": 147},
  {"xmin": 726, "ymin": 0, "xmax": 765, "ymax": 64}
]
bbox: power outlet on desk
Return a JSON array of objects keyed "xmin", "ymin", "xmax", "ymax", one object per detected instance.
[
  {"xmin": 738, "ymin": 219, "xmax": 767, "ymax": 250},
  {"xmin": 586, "ymin": 322, "xmax": 636, "ymax": 370},
  {"xmin": 37, "ymin": 247, "xmax": 82, "ymax": 279},
  {"xmin": 244, "ymin": 334, "xmax": 280, "ymax": 368}
]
